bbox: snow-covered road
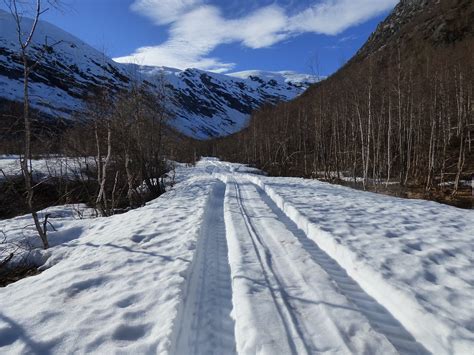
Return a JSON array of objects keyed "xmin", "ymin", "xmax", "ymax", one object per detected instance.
[
  {"xmin": 224, "ymin": 176, "xmax": 424, "ymax": 354},
  {"xmin": 1, "ymin": 158, "xmax": 473, "ymax": 354},
  {"xmin": 172, "ymin": 182, "xmax": 236, "ymax": 354}
]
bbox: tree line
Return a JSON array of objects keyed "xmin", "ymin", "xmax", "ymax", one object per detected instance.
[
  {"xmin": 0, "ymin": 0, "xmax": 196, "ymax": 250},
  {"xmin": 211, "ymin": 39, "xmax": 473, "ymax": 195}
]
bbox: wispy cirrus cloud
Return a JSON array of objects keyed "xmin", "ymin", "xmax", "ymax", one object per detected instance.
[{"xmin": 114, "ymin": 0, "xmax": 397, "ymax": 72}]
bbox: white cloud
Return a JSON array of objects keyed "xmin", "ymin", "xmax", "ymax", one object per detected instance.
[
  {"xmin": 288, "ymin": 0, "xmax": 397, "ymax": 35},
  {"xmin": 339, "ymin": 34, "xmax": 359, "ymax": 42},
  {"xmin": 114, "ymin": 0, "xmax": 398, "ymax": 72},
  {"xmin": 234, "ymin": 6, "xmax": 288, "ymax": 49},
  {"xmin": 130, "ymin": 0, "xmax": 202, "ymax": 25},
  {"xmin": 116, "ymin": 4, "xmax": 288, "ymax": 72}
]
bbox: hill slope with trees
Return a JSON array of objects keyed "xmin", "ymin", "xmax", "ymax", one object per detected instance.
[{"xmin": 213, "ymin": 0, "xmax": 473, "ymax": 204}]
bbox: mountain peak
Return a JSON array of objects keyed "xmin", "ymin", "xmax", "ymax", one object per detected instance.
[{"xmin": 354, "ymin": 0, "xmax": 473, "ymax": 61}]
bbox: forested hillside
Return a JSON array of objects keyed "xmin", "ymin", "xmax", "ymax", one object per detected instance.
[{"xmin": 213, "ymin": 0, "xmax": 474, "ymax": 198}]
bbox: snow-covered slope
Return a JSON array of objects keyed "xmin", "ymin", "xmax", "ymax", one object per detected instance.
[
  {"xmin": 0, "ymin": 10, "xmax": 313, "ymax": 139},
  {"xmin": 0, "ymin": 9, "xmax": 131, "ymax": 116},
  {"xmin": 228, "ymin": 70, "xmax": 318, "ymax": 88},
  {"xmin": 148, "ymin": 67, "xmax": 311, "ymax": 138}
]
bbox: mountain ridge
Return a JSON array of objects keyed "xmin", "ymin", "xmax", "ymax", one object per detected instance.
[
  {"xmin": 354, "ymin": 0, "xmax": 474, "ymax": 62},
  {"xmin": 0, "ymin": 9, "xmax": 315, "ymax": 139}
]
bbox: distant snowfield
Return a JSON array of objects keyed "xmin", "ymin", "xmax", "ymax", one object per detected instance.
[
  {"xmin": 1, "ymin": 159, "xmax": 473, "ymax": 354},
  {"xmin": 228, "ymin": 70, "xmax": 319, "ymax": 86},
  {"xmin": 0, "ymin": 155, "xmax": 95, "ymax": 181}
]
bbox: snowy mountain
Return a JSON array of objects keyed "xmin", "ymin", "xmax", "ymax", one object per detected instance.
[
  {"xmin": 0, "ymin": 9, "xmax": 314, "ymax": 139},
  {"xmin": 228, "ymin": 70, "xmax": 318, "ymax": 88},
  {"xmin": 147, "ymin": 67, "xmax": 314, "ymax": 138}
]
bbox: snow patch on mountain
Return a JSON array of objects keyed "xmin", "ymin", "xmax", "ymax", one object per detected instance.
[{"xmin": 229, "ymin": 70, "xmax": 319, "ymax": 86}]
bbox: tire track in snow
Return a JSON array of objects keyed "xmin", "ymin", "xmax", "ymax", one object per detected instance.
[
  {"xmin": 251, "ymin": 179, "xmax": 429, "ymax": 355},
  {"xmin": 225, "ymin": 177, "xmax": 397, "ymax": 354},
  {"xmin": 172, "ymin": 182, "xmax": 236, "ymax": 355},
  {"xmin": 233, "ymin": 179, "xmax": 312, "ymax": 355}
]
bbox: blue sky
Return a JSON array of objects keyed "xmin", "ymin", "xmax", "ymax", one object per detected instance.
[{"xmin": 7, "ymin": 0, "xmax": 398, "ymax": 76}]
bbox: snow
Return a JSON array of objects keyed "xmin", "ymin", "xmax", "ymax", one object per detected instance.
[
  {"xmin": 0, "ymin": 9, "xmax": 128, "ymax": 116},
  {"xmin": 228, "ymin": 70, "xmax": 319, "ymax": 86},
  {"xmin": 1, "ymin": 173, "xmax": 220, "ymax": 353},
  {"xmin": 242, "ymin": 171, "xmax": 474, "ymax": 354},
  {"xmin": 223, "ymin": 176, "xmax": 404, "ymax": 354},
  {"xmin": 1, "ymin": 158, "xmax": 473, "ymax": 354},
  {"xmin": 152, "ymin": 67, "xmax": 312, "ymax": 139},
  {"xmin": 171, "ymin": 181, "xmax": 236, "ymax": 354},
  {"xmin": 0, "ymin": 155, "xmax": 94, "ymax": 181}
]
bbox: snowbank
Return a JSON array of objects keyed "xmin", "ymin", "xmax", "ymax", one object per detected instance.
[
  {"xmin": 243, "ymin": 173, "xmax": 474, "ymax": 354},
  {"xmin": 0, "ymin": 174, "xmax": 220, "ymax": 353},
  {"xmin": 0, "ymin": 155, "xmax": 95, "ymax": 181}
]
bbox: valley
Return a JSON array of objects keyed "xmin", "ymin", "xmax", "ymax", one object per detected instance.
[{"xmin": 0, "ymin": 0, "xmax": 473, "ymax": 354}]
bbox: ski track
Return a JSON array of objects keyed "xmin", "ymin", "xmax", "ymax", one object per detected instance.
[
  {"xmin": 171, "ymin": 182, "xmax": 237, "ymax": 355},
  {"xmin": 233, "ymin": 178, "xmax": 312, "ymax": 354},
  {"xmin": 252, "ymin": 179, "xmax": 429, "ymax": 355},
  {"xmin": 225, "ymin": 175, "xmax": 394, "ymax": 354},
  {"xmin": 170, "ymin": 167, "xmax": 428, "ymax": 354}
]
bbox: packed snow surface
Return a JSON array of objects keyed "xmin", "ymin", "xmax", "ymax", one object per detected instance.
[{"xmin": 1, "ymin": 158, "xmax": 473, "ymax": 354}]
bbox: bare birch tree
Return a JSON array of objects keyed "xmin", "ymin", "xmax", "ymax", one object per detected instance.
[{"xmin": 5, "ymin": 0, "xmax": 62, "ymax": 249}]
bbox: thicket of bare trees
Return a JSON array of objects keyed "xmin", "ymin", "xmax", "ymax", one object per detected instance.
[
  {"xmin": 1, "ymin": 79, "xmax": 195, "ymax": 280},
  {"xmin": 0, "ymin": 77, "xmax": 189, "ymax": 240},
  {"xmin": 0, "ymin": 1, "xmax": 199, "ymax": 257},
  {"xmin": 62, "ymin": 83, "xmax": 175, "ymax": 217},
  {"xmin": 214, "ymin": 41, "xmax": 473, "ymax": 196}
]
